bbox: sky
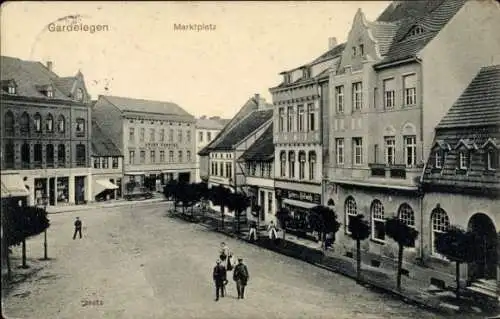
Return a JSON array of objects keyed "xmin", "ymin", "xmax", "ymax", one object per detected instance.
[{"xmin": 1, "ymin": 1, "xmax": 390, "ymax": 119}]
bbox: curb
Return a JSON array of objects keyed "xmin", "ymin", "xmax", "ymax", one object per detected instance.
[{"xmin": 47, "ymin": 199, "xmax": 168, "ymax": 214}]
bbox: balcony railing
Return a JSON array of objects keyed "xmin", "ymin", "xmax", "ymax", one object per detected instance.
[{"xmin": 368, "ymin": 163, "xmax": 407, "ymax": 179}]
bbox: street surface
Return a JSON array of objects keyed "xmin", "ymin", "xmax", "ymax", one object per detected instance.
[{"xmin": 3, "ymin": 203, "xmax": 470, "ymax": 319}]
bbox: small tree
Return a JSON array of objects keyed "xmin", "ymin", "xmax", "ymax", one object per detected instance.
[
  {"xmin": 163, "ymin": 179, "xmax": 179, "ymax": 211},
  {"xmin": 276, "ymin": 207, "xmax": 291, "ymax": 241},
  {"xmin": 227, "ymin": 192, "xmax": 250, "ymax": 234},
  {"xmin": 435, "ymin": 226, "xmax": 476, "ymax": 300},
  {"xmin": 309, "ymin": 205, "xmax": 341, "ymax": 251},
  {"xmin": 385, "ymin": 216, "xmax": 419, "ymax": 290},
  {"xmin": 348, "ymin": 214, "xmax": 370, "ymax": 282},
  {"xmin": 208, "ymin": 185, "xmax": 232, "ymax": 230}
]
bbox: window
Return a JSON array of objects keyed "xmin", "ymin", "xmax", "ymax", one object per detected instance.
[
  {"xmin": 404, "ymin": 136, "xmax": 417, "ymax": 167},
  {"xmin": 150, "ymin": 150, "xmax": 156, "ymax": 163},
  {"xmin": 309, "ymin": 151, "xmax": 316, "ymax": 180},
  {"xmin": 34, "ymin": 143, "xmax": 42, "ymax": 165},
  {"xmin": 398, "ymin": 203, "xmax": 415, "ymax": 227},
  {"xmin": 34, "ymin": 113, "xmax": 42, "ymax": 132},
  {"xmin": 7, "ymin": 85, "xmax": 16, "ymax": 94},
  {"xmin": 58, "ymin": 115, "xmax": 65, "ymax": 133},
  {"xmin": 280, "ymin": 151, "xmax": 286, "ymax": 177},
  {"xmin": 76, "ymin": 118, "xmax": 85, "ymax": 134},
  {"xmin": 75, "ymin": 88, "xmax": 84, "ymax": 102},
  {"xmin": 160, "ymin": 129, "xmax": 165, "ymax": 142},
  {"xmin": 220, "ymin": 162, "xmax": 225, "ymax": 176},
  {"xmin": 260, "ymin": 162, "xmax": 265, "ymax": 176},
  {"xmin": 434, "ymin": 151, "xmax": 443, "ymax": 168},
  {"xmin": 297, "ymin": 105, "xmax": 305, "ymax": 132},
  {"xmin": 21, "ymin": 143, "xmax": 30, "ymax": 167},
  {"xmin": 345, "ymin": 197, "xmax": 357, "ymax": 233},
  {"xmin": 336, "ymin": 138, "xmax": 344, "ymax": 165},
  {"xmin": 150, "ymin": 129, "xmax": 155, "ymax": 142},
  {"xmin": 20, "ymin": 112, "xmax": 30, "ymax": 135},
  {"xmin": 487, "ymin": 150, "xmax": 499, "ymax": 170},
  {"xmin": 140, "ymin": 128, "xmax": 145, "ymax": 142},
  {"xmin": 4, "ymin": 111, "xmax": 14, "ymax": 135},
  {"xmin": 303, "ymin": 67, "xmax": 310, "ymax": 79},
  {"xmin": 199, "ymin": 131, "xmax": 204, "ymax": 142},
  {"xmin": 359, "ymin": 44, "xmax": 364, "ymax": 56},
  {"xmin": 403, "ymin": 74, "xmax": 417, "ymax": 106},
  {"xmin": 4, "ymin": 141, "xmax": 14, "ymax": 168},
  {"xmin": 335, "ymin": 86, "xmax": 344, "ymax": 113},
  {"xmin": 129, "ymin": 150, "xmax": 135, "ymax": 165},
  {"xmin": 288, "ymin": 151, "xmax": 295, "ymax": 178},
  {"xmin": 160, "ymin": 151, "xmax": 165, "ymax": 163},
  {"xmin": 383, "ymin": 78, "xmax": 395, "ymax": 109},
  {"xmin": 459, "ymin": 151, "xmax": 468, "ymax": 170},
  {"xmin": 178, "ymin": 130, "xmax": 183, "ymax": 143},
  {"xmin": 371, "ymin": 200, "xmax": 385, "ymax": 242},
  {"xmin": 186, "ymin": 130, "xmax": 191, "ymax": 143},
  {"xmin": 94, "ymin": 157, "xmax": 101, "ymax": 169},
  {"xmin": 101, "ymin": 157, "xmax": 109, "ymax": 169},
  {"xmin": 278, "ymin": 108, "xmax": 285, "ymax": 132},
  {"xmin": 431, "ymin": 207, "xmax": 450, "ymax": 256},
  {"xmin": 298, "ymin": 152, "xmax": 306, "ymax": 180},
  {"xmin": 307, "ymin": 103, "xmax": 315, "ymax": 131},
  {"xmin": 58, "ymin": 144, "xmax": 65, "ymax": 165},
  {"xmin": 207, "ymin": 132, "xmax": 212, "ymax": 141},
  {"xmin": 140, "ymin": 150, "xmax": 146, "ymax": 164},
  {"xmin": 287, "ymin": 106, "xmax": 294, "ymax": 132},
  {"xmin": 129, "ymin": 128, "xmax": 135, "ymax": 142},
  {"xmin": 169, "ymin": 129, "xmax": 174, "ymax": 142},
  {"xmin": 187, "ymin": 151, "xmax": 191, "ymax": 162},
  {"xmin": 352, "ymin": 82, "xmax": 363, "ymax": 111},
  {"xmin": 226, "ymin": 162, "xmax": 232, "ymax": 178},
  {"xmin": 76, "ymin": 144, "xmax": 86, "ymax": 166},
  {"xmin": 46, "ymin": 144, "xmax": 54, "ymax": 165},
  {"xmin": 353, "ymin": 138, "xmax": 363, "ymax": 165},
  {"xmin": 352, "ymin": 46, "xmax": 357, "ymax": 57},
  {"xmin": 169, "ymin": 151, "xmax": 174, "ymax": 162},
  {"xmin": 385, "ymin": 136, "xmax": 395, "ymax": 165},
  {"xmin": 46, "ymin": 87, "xmax": 54, "ymax": 98},
  {"xmin": 178, "ymin": 150, "xmax": 183, "ymax": 162},
  {"xmin": 112, "ymin": 157, "xmax": 119, "ymax": 168},
  {"xmin": 268, "ymin": 191, "xmax": 273, "ymax": 214},
  {"xmin": 409, "ymin": 25, "xmax": 424, "ymax": 37}
]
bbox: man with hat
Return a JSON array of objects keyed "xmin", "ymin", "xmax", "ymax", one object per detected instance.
[
  {"xmin": 212, "ymin": 259, "xmax": 227, "ymax": 301},
  {"xmin": 233, "ymin": 257, "xmax": 249, "ymax": 299}
]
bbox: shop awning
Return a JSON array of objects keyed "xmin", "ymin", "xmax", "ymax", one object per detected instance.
[
  {"xmin": 1, "ymin": 173, "xmax": 29, "ymax": 198},
  {"xmin": 282, "ymin": 198, "xmax": 318, "ymax": 210},
  {"xmin": 92, "ymin": 179, "xmax": 119, "ymax": 196}
]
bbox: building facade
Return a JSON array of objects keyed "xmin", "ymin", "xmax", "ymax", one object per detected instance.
[
  {"xmin": 1, "ymin": 56, "xmax": 93, "ymax": 207},
  {"xmin": 195, "ymin": 116, "xmax": 225, "ymax": 182},
  {"xmin": 92, "ymin": 95, "xmax": 196, "ymax": 192}
]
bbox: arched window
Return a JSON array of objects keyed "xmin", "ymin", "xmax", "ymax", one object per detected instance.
[
  {"xmin": 58, "ymin": 115, "xmax": 65, "ymax": 133},
  {"xmin": 20, "ymin": 112, "xmax": 30, "ymax": 135},
  {"xmin": 46, "ymin": 144, "xmax": 54, "ymax": 165},
  {"xmin": 431, "ymin": 207, "xmax": 450, "ymax": 256},
  {"xmin": 21, "ymin": 143, "xmax": 30, "ymax": 168},
  {"xmin": 34, "ymin": 113, "xmax": 42, "ymax": 132},
  {"xmin": 4, "ymin": 141, "xmax": 15, "ymax": 168},
  {"xmin": 371, "ymin": 200, "xmax": 385, "ymax": 242},
  {"xmin": 4, "ymin": 111, "xmax": 14, "ymax": 135},
  {"xmin": 58, "ymin": 144, "xmax": 66, "ymax": 166},
  {"xmin": 46, "ymin": 114, "xmax": 54, "ymax": 132},
  {"xmin": 34, "ymin": 143, "xmax": 42, "ymax": 166},
  {"xmin": 345, "ymin": 196, "xmax": 357, "ymax": 233},
  {"xmin": 280, "ymin": 151, "xmax": 286, "ymax": 177},
  {"xmin": 298, "ymin": 151, "xmax": 306, "ymax": 180},
  {"xmin": 288, "ymin": 151, "xmax": 295, "ymax": 178},
  {"xmin": 76, "ymin": 144, "xmax": 86, "ymax": 166},
  {"xmin": 398, "ymin": 203, "xmax": 415, "ymax": 227},
  {"xmin": 308, "ymin": 151, "xmax": 316, "ymax": 180}
]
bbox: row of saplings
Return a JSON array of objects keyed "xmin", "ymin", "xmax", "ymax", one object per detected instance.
[{"xmin": 162, "ymin": 181, "xmax": 477, "ymax": 300}]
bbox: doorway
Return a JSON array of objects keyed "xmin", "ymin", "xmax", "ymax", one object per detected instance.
[{"xmin": 468, "ymin": 213, "xmax": 497, "ymax": 280}]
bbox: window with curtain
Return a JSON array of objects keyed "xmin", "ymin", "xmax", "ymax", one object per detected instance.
[{"xmin": 383, "ymin": 78, "xmax": 395, "ymax": 109}]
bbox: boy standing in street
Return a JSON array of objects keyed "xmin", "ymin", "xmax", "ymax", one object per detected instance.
[{"xmin": 73, "ymin": 217, "xmax": 82, "ymax": 240}]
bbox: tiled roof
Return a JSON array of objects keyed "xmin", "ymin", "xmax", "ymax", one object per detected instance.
[
  {"xmin": 91, "ymin": 120, "xmax": 122, "ymax": 157},
  {"xmin": 311, "ymin": 43, "xmax": 346, "ymax": 64},
  {"xmin": 205, "ymin": 109, "xmax": 273, "ymax": 151},
  {"xmin": 52, "ymin": 77, "xmax": 76, "ymax": 96},
  {"xmin": 437, "ymin": 65, "xmax": 500, "ymax": 129},
  {"xmin": 196, "ymin": 117, "xmax": 225, "ymax": 130},
  {"xmin": 368, "ymin": 21, "xmax": 401, "ymax": 56},
  {"xmin": 239, "ymin": 124, "xmax": 274, "ymax": 161},
  {"xmin": 101, "ymin": 95, "xmax": 194, "ymax": 118},
  {"xmin": 1, "ymin": 56, "xmax": 78, "ymax": 100},
  {"xmin": 375, "ymin": 0, "xmax": 467, "ymax": 66}
]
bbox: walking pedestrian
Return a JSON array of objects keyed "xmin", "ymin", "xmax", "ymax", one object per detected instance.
[
  {"xmin": 213, "ymin": 260, "xmax": 227, "ymax": 301},
  {"xmin": 267, "ymin": 221, "xmax": 278, "ymax": 241},
  {"xmin": 219, "ymin": 242, "xmax": 229, "ymax": 263},
  {"xmin": 248, "ymin": 221, "xmax": 257, "ymax": 242},
  {"xmin": 233, "ymin": 258, "xmax": 249, "ymax": 299},
  {"xmin": 73, "ymin": 217, "xmax": 82, "ymax": 240}
]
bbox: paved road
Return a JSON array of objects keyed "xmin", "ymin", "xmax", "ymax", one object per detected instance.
[{"xmin": 3, "ymin": 204, "xmax": 467, "ymax": 319}]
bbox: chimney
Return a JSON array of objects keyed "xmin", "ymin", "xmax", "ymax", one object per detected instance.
[
  {"xmin": 46, "ymin": 61, "xmax": 53, "ymax": 71},
  {"xmin": 328, "ymin": 37, "xmax": 337, "ymax": 50},
  {"xmin": 254, "ymin": 93, "xmax": 261, "ymax": 108}
]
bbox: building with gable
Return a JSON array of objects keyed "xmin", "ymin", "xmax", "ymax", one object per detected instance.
[
  {"xmin": 195, "ymin": 116, "xmax": 227, "ymax": 183},
  {"xmin": 422, "ymin": 65, "xmax": 500, "ymax": 297},
  {"xmin": 92, "ymin": 95, "xmax": 196, "ymax": 192},
  {"xmin": 1, "ymin": 56, "xmax": 93, "ymax": 207}
]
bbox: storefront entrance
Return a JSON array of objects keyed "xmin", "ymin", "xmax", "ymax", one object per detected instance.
[{"xmin": 468, "ymin": 213, "xmax": 497, "ymax": 281}]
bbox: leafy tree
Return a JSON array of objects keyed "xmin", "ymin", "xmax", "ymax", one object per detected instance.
[
  {"xmin": 208, "ymin": 185, "xmax": 232, "ymax": 230},
  {"xmin": 385, "ymin": 216, "xmax": 419, "ymax": 290},
  {"xmin": 163, "ymin": 180, "xmax": 181, "ymax": 211},
  {"xmin": 227, "ymin": 192, "xmax": 251, "ymax": 234},
  {"xmin": 348, "ymin": 214, "xmax": 371, "ymax": 283},
  {"xmin": 309, "ymin": 205, "xmax": 341, "ymax": 251},
  {"xmin": 435, "ymin": 226, "xmax": 476, "ymax": 300},
  {"xmin": 276, "ymin": 207, "xmax": 291, "ymax": 241}
]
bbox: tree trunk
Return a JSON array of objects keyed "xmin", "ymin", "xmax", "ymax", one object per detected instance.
[
  {"xmin": 455, "ymin": 262, "xmax": 461, "ymax": 300},
  {"xmin": 397, "ymin": 244, "xmax": 404, "ymax": 290},
  {"xmin": 221, "ymin": 205, "xmax": 225, "ymax": 230},
  {"xmin": 236, "ymin": 210, "xmax": 241, "ymax": 234},
  {"xmin": 22, "ymin": 239, "xmax": 27, "ymax": 268},
  {"xmin": 356, "ymin": 239, "xmax": 361, "ymax": 283}
]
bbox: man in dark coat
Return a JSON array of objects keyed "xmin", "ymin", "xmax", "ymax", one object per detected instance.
[
  {"xmin": 73, "ymin": 217, "xmax": 82, "ymax": 240},
  {"xmin": 213, "ymin": 260, "xmax": 227, "ymax": 301},
  {"xmin": 233, "ymin": 258, "xmax": 249, "ymax": 299}
]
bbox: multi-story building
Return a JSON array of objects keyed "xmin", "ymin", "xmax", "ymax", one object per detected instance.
[
  {"xmin": 91, "ymin": 120, "xmax": 123, "ymax": 201},
  {"xmin": 1, "ymin": 56, "xmax": 92, "ymax": 207},
  {"xmin": 92, "ymin": 95, "xmax": 196, "ymax": 192},
  {"xmin": 199, "ymin": 94, "xmax": 273, "ymax": 216},
  {"xmin": 238, "ymin": 124, "xmax": 276, "ymax": 225},
  {"xmin": 327, "ymin": 0, "xmax": 499, "ymax": 278},
  {"xmin": 269, "ymin": 38, "xmax": 345, "ymax": 228},
  {"xmin": 195, "ymin": 116, "xmax": 226, "ymax": 182},
  {"xmin": 422, "ymin": 65, "xmax": 500, "ymax": 297}
]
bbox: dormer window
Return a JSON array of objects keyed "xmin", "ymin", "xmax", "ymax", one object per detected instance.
[
  {"xmin": 46, "ymin": 86, "xmax": 54, "ymax": 98},
  {"xmin": 458, "ymin": 151, "xmax": 468, "ymax": 170},
  {"xmin": 75, "ymin": 88, "xmax": 84, "ymax": 102},
  {"xmin": 284, "ymin": 73, "xmax": 291, "ymax": 84},
  {"xmin": 303, "ymin": 68, "xmax": 310, "ymax": 79},
  {"xmin": 359, "ymin": 44, "xmax": 364, "ymax": 56},
  {"xmin": 434, "ymin": 150, "xmax": 443, "ymax": 168},
  {"xmin": 7, "ymin": 85, "xmax": 16, "ymax": 94},
  {"xmin": 486, "ymin": 150, "xmax": 498, "ymax": 171},
  {"xmin": 2, "ymin": 79, "xmax": 17, "ymax": 94},
  {"xmin": 409, "ymin": 25, "xmax": 424, "ymax": 37},
  {"xmin": 352, "ymin": 46, "xmax": 357, "ymax": 57}
]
